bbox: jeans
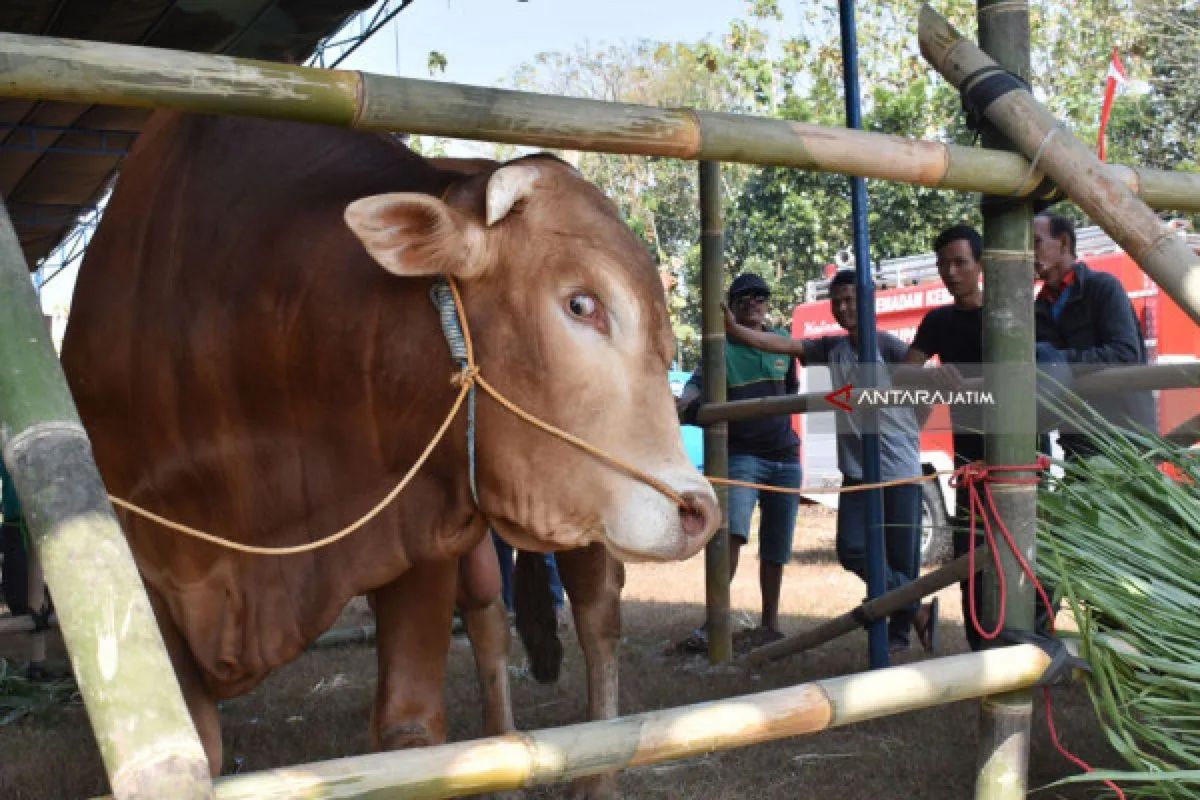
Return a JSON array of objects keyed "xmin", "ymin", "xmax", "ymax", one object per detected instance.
[
  {"xmin": 727, "ymin": 453, "xmax": 802, "ymax": 566},
  {"xmin": 491, "ymin": 531, "xmax": 564, "ymax": 611},
  {"xmin": 837, "ymin": 481, "xmax": 922, "ymax": 641}
]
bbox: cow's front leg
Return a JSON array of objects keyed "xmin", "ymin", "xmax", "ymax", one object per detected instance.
[
  {"xmin": 557, "ymin": 544, "xmax": 625, "ymax": 799},
  {"xmin": 459, "ymin": 535, "xmax": 515, "ymax": 736},
  {"xmin": 370, "ymin": 558, "xmax": 457, "ymax": 750}
]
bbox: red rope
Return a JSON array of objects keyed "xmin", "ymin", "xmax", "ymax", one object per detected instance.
[{"xmin": 950, "ymin": 457, "xmax": 1125, "ymax": 800}]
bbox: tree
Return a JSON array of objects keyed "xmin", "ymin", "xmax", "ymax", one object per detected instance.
[{"xmin": 460, "ymin": 0, "xmax": 1194, "ymax": 366}]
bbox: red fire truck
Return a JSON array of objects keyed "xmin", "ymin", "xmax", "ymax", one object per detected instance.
[{"xmin": 791, "ymin": 224, "xmax": 1200, "ymax": 562}]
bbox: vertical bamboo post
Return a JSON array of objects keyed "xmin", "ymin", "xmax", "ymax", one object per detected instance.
[
  {"xmin": 975, "ymin": 2, "xmax": 1037, "ymax": 797},
  {"xmin": 699, "ymin": 160, "xmax": 732, "ymax": 664},
  {"xmin": 25, "ymin": 547, "xmax": 46, "ymax": 669},
  {"xmin": 0, "ymin": 199, "xmax": 213, "ymax": 799}
]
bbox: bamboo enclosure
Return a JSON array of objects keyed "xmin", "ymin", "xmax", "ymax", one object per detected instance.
[
  {"xmin": 919, "ymin": 4, "xmax": 1200, "ymax": 327},
  {"xmin": 0, "ymin": 200, "xmax": 213, "ymax": 800},
  {"xmin": 0, "ymin": 6, "xmax": 1196, "ymax": 800},
  {"xmin": 1, "ymin": 31, "xmax": 1200, "ymax": 214},
  {"xmin": 972, "ymin": 1, "xmax": 1038, "ymax": 796},
  {"xmin": 114, "ymin": 645, "xmax": 1052, "ymax": 800}
]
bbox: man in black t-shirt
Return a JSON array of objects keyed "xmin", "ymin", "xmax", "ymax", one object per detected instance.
[
  {"xmin": 904, "ymin": 225, "xmax": 987, "ymax": 649},
  {"xmin": 905, "ymin": 224, "xmax": 985, "ymax": 464}
]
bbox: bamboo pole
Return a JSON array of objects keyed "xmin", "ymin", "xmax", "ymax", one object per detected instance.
[
  {"xmin": 231, "ymin": 645, "xmax": 1049, "ymax": 798},
  {"xmin": 699, "ymin": 161, "xmax": 732, "ymax": 665},
  {"xmin": 1, "ymin": 34, "xmax": 1200, "ymax": 211},
  {"xmin": 25, "ymin": 547, "xmax": 46, "ymax": 669},
  {"xmin": 119, "ymin": 645, "xmax": 1054, "ymax": 800},
  {"xmin": 974, "ymin": 3, "xmax": 1036, "ymax": 797},
  {"xmin": 311, "ymin": 624, "xmax": 376, "ymax": 649},
  {"xmin": 0, "ymin": 613, "xmax": 57, "ymax": 635},
  {"xmin": 0, "ymin": 199, "xmax": 213, "ymax": 800},
  {"xmin": 695, "ymin": 361, "xmax": 1198, "ymax": 424},
  {"xmin": 1073, "ymin": 362, "xmax": 1200, "ymax": 393},
  {"xmin": 742, "ymin": 547, "xmax": 988, "ymax": 667},
  {"xmin": 919, "ymin": 4, "xmax": 1200, "ymax": 326}
]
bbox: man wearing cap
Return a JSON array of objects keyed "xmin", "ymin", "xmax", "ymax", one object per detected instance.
[{"xmin": 677, "ymin": 273, "xmax": 801, "ymax": 652}]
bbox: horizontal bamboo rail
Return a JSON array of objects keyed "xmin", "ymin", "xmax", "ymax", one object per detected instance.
[
  {"xmin": 695, "ymin": 362, "xmax": 1199, "ymax": 424},
  {"xmin": 1, "ymin": 33, "xmax": 1200, "ymax": 211},
  {"xmin": 0, "ymin": 612, "xmax": 57, "ymax": 635},
  {"xmin": 919, "ymin": 4, "xmax": 1200, "ymax": 325},
  {"xmin": 1073, "ymin": 362, "xmax": 1199, "ymax": 393},
  {"xmin": 742, "ymin": 547, "xmax": 987, "ymax": 667},
  {"xmin": 311, "ymin": 624, "xmax": 376, "ymax": 649},
  {"xmin": 110, "ymin": 645, "xmax": 1051, "ymax": 800}
]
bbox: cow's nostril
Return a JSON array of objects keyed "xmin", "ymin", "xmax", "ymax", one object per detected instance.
[{"xmin": 678, "ymin": 490, "xmax": 720, "ymax": 540}]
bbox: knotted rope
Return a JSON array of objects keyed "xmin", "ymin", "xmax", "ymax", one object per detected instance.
[
  {"xmin": 110, "ymin": 276, "xmax": 685, "ymax": 554},
  {"xmin": 950, "ymin": 455, "xmax": 1125, "ymax": 800}
]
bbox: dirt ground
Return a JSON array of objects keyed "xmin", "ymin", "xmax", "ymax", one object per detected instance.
[{"xmin": 0, "ymin": 507, "xmax": 1121, "ymax": 799}]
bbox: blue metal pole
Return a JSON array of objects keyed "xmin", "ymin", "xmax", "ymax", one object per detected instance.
[{"xmin": 838, "ymin": 0, "xmax": 888, "ymax": 669}]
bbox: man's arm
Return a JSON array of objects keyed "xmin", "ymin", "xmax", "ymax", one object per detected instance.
[
  {"xmin": 676, "ymin": 383, "xmax": 701, "ymax": 417},
  {"xmin": 723, "ymin": 304, "xmax": 807, "ymax": 363},
  {"xmin": 1063, "ymin": 275, "xmax": 1144, "ymax": 366},
  {"xmin": 894, "ymin": 346, "xmax": 968, "ymax": 390}
]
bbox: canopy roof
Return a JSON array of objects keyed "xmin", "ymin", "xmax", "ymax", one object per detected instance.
[{"xmin": 0, "ymin": 0, "xmax": 378, "ymax": 268}]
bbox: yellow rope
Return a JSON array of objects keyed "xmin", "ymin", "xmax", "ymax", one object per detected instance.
[
  {"xmin": 108, "ymin": 275, "xmax": 954, "ymax": 554},
  {"xmin": 443, "ymin": 279, "xmax": 688, "ymax": 508},
  {"xmin": 708, "ymin": 471, "xmax": 951, "ymax": 495},
  {"xmin": 110, "ymin": 379, "xmax": 472, "ymax": 555}
]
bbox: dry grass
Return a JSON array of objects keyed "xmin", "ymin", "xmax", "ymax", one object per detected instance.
[{"xmin": 0, "ymin": 508, "xmax": 1119, "ymax": 799}]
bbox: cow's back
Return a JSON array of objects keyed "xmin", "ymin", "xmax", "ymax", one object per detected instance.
[{"xmin": 62, "ymin": 113, "xmax": 478, "ymax": 696}]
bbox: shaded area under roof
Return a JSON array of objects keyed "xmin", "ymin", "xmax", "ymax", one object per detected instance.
[{"xmin": 0, "ymin": 0, "xmax": 379, "ymax": 269}]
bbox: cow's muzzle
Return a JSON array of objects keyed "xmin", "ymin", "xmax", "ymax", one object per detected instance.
[{"xmin": 678, "ymin": 489, "xmax": 720, "ymax": 543}]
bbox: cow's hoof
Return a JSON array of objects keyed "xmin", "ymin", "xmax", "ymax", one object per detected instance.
[
  {"xmin": 378, "ymin": 722, "xmax": 436, "ymax": 751},
  {"xmin": 567, "ymin": 773, "xmax": 618, "ymax": 799}
]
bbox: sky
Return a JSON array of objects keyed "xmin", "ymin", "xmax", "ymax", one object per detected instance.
[
  {"xmin": 38, "ymin": 0, "xmax": 775, "ymax": 312},
  {"xmin": 340, "ymin": 0, "xmax": 770, "ymax": 87}
]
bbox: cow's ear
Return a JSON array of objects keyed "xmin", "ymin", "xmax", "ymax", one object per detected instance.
[{"xmin": 344, "ymin": 193, "xmax": 488, "ymax": 279}]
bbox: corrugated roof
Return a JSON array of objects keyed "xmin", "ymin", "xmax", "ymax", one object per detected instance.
[{"xmin": 0, "ymin": 0, "xmax": 379, "ymax": 268}]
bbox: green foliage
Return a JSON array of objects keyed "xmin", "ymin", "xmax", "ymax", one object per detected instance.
[
  {"xmin": 1038, "ymin": 417, "xmax": 1200, "ymax": 798},
  {"xmin": 0, "ymin": 658, "xmax": 77, "ymax": 725},
  {"xmin": 426, "ymin": 50, "xmax": 448, "ymax": 76}
]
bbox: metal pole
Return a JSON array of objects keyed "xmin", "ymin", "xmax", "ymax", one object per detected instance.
[
  {"xmin": 699, "ymin": 160, "xmax": 731, "ymax": 664},
  {"xmin": 838, "ymin": 0, "xmax": 889, "ymax": 669},
  {"xmin": 2, "ymin": 34, "xmax": 1200, "ymax": 212},
  {"xmin": 0, "ymin": 199, "xmax": 213, "ymax": 800},
  {"xmin": 975, "ymin": 3, "xmax": 1036, "ymax": 797}
]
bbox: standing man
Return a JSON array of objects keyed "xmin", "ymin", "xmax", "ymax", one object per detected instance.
[
  {"xmin": 1033, "ymin": 212, "xmax": 1157, "ymax": 457},
  {"xmin": 677, "ymin": 273, "xmax": 801, "ymax": 652},
  {"xmin": 902, "ymin": 224, "xmax": 987, "ymax": 649},
  {"xmin": 726, "ymin": 270, "xmax": 937, "ymax": 654}
]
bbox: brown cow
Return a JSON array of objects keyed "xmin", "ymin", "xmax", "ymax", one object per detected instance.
[{"xmin": 61, "ymin": 111, "xmax": 718, "ymax": 776}]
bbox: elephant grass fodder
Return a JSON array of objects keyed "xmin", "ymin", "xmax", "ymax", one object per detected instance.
[{"xmin": 1037, "ymin": 418, "xmax": 1200, "ymax": 799}]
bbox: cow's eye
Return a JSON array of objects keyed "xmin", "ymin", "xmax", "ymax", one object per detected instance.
[{"xmin": 567, "ymin": 293, "xmax": 598, "ymax": 318}]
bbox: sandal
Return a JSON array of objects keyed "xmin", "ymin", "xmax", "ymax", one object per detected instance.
[{"xmin": 672, "ymin": 625, "xmax": 709, "ymax": 655}]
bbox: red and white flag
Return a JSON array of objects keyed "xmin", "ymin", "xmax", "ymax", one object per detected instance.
[{"xmin": 1097, "ymin": 47, "xmax": 1127, "ymax": 162}]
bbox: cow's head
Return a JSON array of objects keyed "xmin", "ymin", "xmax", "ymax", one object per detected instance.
[{"xmin": 344, "ymin": 155, "xmax": 718, "ymax": 561}]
